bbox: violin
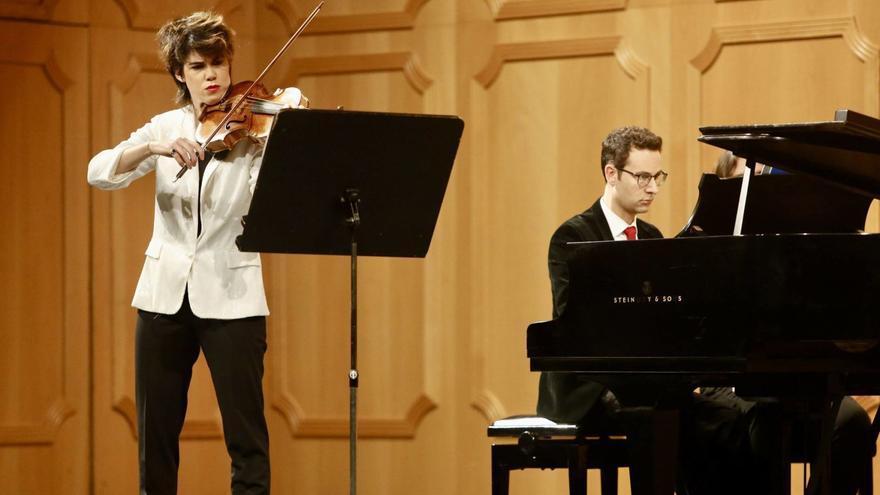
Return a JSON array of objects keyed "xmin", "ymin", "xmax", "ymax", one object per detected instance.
[
  {"xmin": 175, "ymin": 1, "xmax": 322, "ymax": 181},
  {"xmin": 196, "ymin": 81, "xmax": 308, "ymax": 153}
]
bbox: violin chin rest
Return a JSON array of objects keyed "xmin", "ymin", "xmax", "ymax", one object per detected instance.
[{"xmin": 273, "ymin": 87, "xmax": 305, "ymax": 109}]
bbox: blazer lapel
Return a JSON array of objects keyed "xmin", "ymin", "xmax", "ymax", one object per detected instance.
[
  {"xmin": 201, "ymin": 153, "xmax": 218, "ymax": 189},
  {"xmin": 583, "ymin": 199, "xmax": 614, "ymax": 241}
]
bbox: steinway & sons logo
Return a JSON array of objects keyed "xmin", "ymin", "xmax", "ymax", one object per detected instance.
[{"xmin": 612, "ymin": 281, "xmax": 684, "ymax": 304}]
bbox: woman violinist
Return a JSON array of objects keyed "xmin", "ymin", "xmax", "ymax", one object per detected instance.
[{"xmin": 88, "ymin": 12, "xmax": 303, "ymax": 494}]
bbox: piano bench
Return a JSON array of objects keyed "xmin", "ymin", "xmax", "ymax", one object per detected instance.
[{"xmin": 488, "ymin": 416, "xmax": 628, "ymax": 495}]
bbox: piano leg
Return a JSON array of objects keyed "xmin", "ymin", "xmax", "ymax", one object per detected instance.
[
  {"xmin": 490, "ymin": 446, "xmax": 510, "ymax": 495},
  {"xmin": 807, "ymin": 395, "xmax": 843, "ymax": 495},
  {"xmin": 617, "ymin": 406, "xmax": 679, "ymax": 495},
  {"xmin": 873, "ymin": 401, "xmax": 880, "ymax": 444},
  {"xmin": 870, "ymin": 409, "xmax": 880, "ymax": 495},
  {"xmin": 761, "ymin": 404, "xmax": 793, "ymax": 495}
]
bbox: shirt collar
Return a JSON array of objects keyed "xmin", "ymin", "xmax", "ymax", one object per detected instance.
[{"xmin": 599, "ymin": 197, "xmax": 637, "ymax": 241}]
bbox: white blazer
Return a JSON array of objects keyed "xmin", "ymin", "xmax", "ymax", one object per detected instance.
[{"xmin": 88, "ymin": 106, "xmax": 269, "ymax": 319}]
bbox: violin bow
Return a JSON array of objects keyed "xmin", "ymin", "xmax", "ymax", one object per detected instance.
[{"xmin": 175, "ymin": 1, "xmax": 324, "ymax": 181}]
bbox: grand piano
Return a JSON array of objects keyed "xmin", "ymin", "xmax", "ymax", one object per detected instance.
[{"xmin": 527, "ymin": 109, "xmax": 880, "ymax": 494}]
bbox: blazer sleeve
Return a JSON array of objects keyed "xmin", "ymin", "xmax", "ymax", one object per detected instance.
[
  {"xmin": 87, "ymin": 118, "xmax": 161, "ymax": 190},
  {"xmin": 247, "ymin": 146, "xmax": 264, "ymax": 195},
  {"xmin": 548, "ymin": 222, "xmax": 582, "ymax": 319}
]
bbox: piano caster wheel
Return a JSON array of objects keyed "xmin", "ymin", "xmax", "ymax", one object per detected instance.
[{"xmin": 834, "ymin": 339, "xmax": 879, "ymax": 353}]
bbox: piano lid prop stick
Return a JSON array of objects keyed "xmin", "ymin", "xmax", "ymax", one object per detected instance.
[{"xmin": 733, "ymin": 159, "xmax": 755, "ymax": 236}]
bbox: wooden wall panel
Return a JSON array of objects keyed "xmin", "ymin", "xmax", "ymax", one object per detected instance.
[
  {"xmin": 259, "ymin": 47, "xmax": 436, "ymax": 439},
  {"xmin": 0, "ymin": 20, "xmax": 89, "ymax": 495},
  {"xmin": 254, "ymin": 15, "xmax": 454, "ymax": 491},
  {"xmin": 0, "ymin": 0, "xmax": 87, "ymax": 23},
  {"xmin": 465, "ymin": 32, "xmax": 651, "ymax": 494},
  {"xmin": 285, "ymin": 53, "xmax": 431, "ymax": 110},
  {"xmin": 90, "ymin": 35, "xmax": 161, "ymax": 495},
  {"xmin": 108, "ymin": 0, "xmax": 244, "ymax": 29},
  {"xmin": 248, "ymin": 1, "xmax": 473, "ymax": 493},
  {"xmin": 468, "ymin": 37, "xmax": 650, "ymax": 420},
  {"xmin": 698, "ymin": 34, "xmax": 873, "ymax": 150},
  {"xmin": 88, "ymin": 0, "xmax": 258, "ymax": 36},
  {"xmin": 265, "ymin": 256, "xmax": 436, "ymax": 438},
  {"xmin": 0, "ymin": 49, "xmax": 66, "ymax": 438},
  {"xmin": 486, "ymin": 0, "xmax": 626, "ymax": 21},
  {"xmin": 685, "ymin": 15, "xmax": 880, "ymax": 227},
  {"xmin": 270, "ymin": 0, "xmax": 429, "ymax": 34}
]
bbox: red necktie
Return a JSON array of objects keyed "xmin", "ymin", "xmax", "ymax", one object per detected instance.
[{"xmin": 623, "ymin": 226, "xmax": 637, "ymax": 240}]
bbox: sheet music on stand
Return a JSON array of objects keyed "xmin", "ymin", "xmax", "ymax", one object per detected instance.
[{"xmin": 237, "ymin": 108, "xmax": 464, "ymax": 495}]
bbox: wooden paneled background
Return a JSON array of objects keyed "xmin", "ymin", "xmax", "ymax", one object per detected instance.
[{"xmin": 1, "ymin": 0, "xmax": 878, "ymax": 493}]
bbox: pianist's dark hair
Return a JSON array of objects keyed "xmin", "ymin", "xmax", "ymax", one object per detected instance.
[{"xmin": 600, "ymin": 126, "xmax": 662, "ymax": 180}]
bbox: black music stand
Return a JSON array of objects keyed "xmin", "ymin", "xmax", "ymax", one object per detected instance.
[{"xmin": 237, "ymin": 108, "xmax": 464, "ymax": 495}]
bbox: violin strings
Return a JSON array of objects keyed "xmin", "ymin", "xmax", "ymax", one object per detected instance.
[
  {"xmin": 239, "ymin": 99, "xmax": 287, "ymax": 115},
  {"xmin": 246, "ymin": 96, "xmax": 284, "ymax": 105},
  {"xmin": 209, "ymin": 97, "xmax": 288, "ymax": 117}
]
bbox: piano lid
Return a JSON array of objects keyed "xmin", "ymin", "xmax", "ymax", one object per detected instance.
[
  {"xmin": 699, "ymin": 109, "xmax": 880, "ymax": 198},
  {"xmin": 678, "ymin": 173, "xmax": 872, "ymax": 236}
]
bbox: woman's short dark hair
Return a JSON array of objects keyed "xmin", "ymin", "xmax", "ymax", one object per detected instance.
[
  {"xmin": 157, "ymin": 11, "xmax": 234, "ymax": 105},
  {"xmin": 600, "ymin": 126, "xmax": 662, "ymax": 180}
]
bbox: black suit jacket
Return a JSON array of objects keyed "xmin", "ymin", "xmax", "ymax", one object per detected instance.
[{"xmin": 536, "ymin": 199, "xmax": 663, "ymax": 423}]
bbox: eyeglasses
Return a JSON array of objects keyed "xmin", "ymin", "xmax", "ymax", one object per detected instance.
[{"xmin": 616, "ymin": 168, "xmax": 668, "ymax": 188}]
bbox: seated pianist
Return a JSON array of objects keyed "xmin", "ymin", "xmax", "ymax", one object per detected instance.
[{"xmin": 536, "ymin": 126, "xmax": 874, "ymax": 495}]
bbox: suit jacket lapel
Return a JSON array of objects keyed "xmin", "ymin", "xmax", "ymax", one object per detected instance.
[
  {"xmin": 583, "ymin": 199, "xmax": 614, "ymax": 241},
  {"xmin": 636, "ymin": 219, "xmax": 662, "ymax": 239},
  {"xmin": 201, "ymin": 154, "xmax": 218, "ymax": 190}
]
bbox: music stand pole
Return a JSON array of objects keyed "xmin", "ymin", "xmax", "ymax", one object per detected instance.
[{"xmin": 343, "ymin": 188, "xmax": 361, "ymax": 495}]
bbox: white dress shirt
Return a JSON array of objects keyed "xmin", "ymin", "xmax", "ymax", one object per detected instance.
[
  {"xmin": 88, "ymin": 106, "xmax": 269, "ymax": 319},
  {"xmin": 599, "ymin": 197, "xmax": 638, "ymax": 241}
]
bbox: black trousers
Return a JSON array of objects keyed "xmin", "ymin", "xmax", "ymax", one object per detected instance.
[
  {"xmin": 679, "ymin": 390, "xmax": 874, "ymax": 495},
  {"xmin": 588, "ymin": 388, "xmax": 873, "ymax": 495},
  {"xmin": 135, "ymin": 294, "xmax": 270, "ymax": 495}
]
